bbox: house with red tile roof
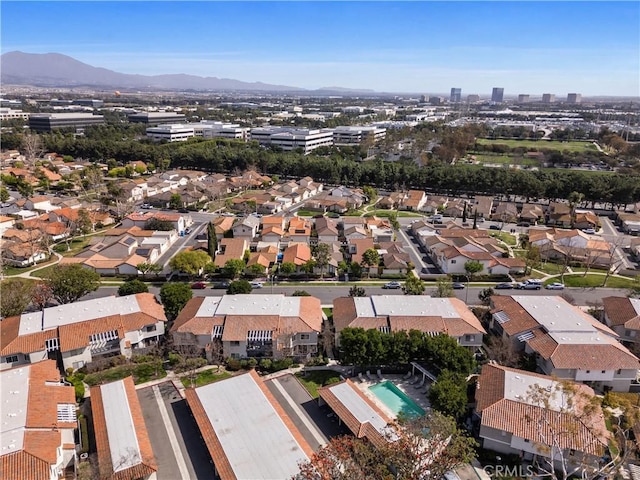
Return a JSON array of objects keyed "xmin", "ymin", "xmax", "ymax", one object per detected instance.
[
  {"xmin": 185, "ymin": 370, "xmax": 312, "ymax": 480},
  {"xmin": 121, "ymin": 211, "xmax": 189, "ymax": 234},
  {"xmin": 489, "ymin": 295, "xmax": 639, "ymax": 391},
  {"xmin": 0, "ymin": 360, "xmax": 78, "ymax": 480},
  {"xmin": 1, "ymin": 294, "xmax": 167, "ymax": 372},
  {"xmin": 213, "ymin": 238, "xmax": 249, "ymax": 268},
  {"xmin": 475, "ymin": 364, "xmax": 608, "ymax": 468},
  {"xmin": 282, "ymin": 242, "xmax": 312, "ymax": 269},
  {"xmin": 333, "ymin": 295, "xmax": 486, "ymax": 349},
  {"xmin": 91, "ymin": 377, "xmax": 157, "ymax": 480},
  {"xmin": 170, "ymin": 294, "xmax": 322, "ymax": 360},
  {"xmin": 602, "ymin": 296, "xmax": 640, "ymax": 347}
]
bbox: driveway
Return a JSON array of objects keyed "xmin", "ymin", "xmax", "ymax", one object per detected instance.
[{"xmin": 137, "ymin": 382, "xmax": 215, "ymax": 479}]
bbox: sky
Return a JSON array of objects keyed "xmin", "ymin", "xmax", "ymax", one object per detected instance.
[{"xmin": 2, "ymin": 1, "xmax": 639, "ymax": 96}]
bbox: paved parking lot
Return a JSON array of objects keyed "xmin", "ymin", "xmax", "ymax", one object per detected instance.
[{"xmin": 137, "ymin": 382, "xmax": 215, "ymax": 480}]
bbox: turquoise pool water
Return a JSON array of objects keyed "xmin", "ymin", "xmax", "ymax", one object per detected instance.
[{"xmin": 369, "ymin": 381, "xmax": 425, "ymax": 418}]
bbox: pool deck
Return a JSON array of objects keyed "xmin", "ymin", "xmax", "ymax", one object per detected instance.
[{"xmin": 356, "ymin": 373, "xmax": 432, "ymax": 420}]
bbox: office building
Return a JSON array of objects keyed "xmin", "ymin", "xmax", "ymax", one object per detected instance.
[
  {"xmin": 491, "ymin": 87, "xmax": 504, "ymax": 103},
  {"xmin": 517, "ymin": 94, "xmax": 530, "ymax": 103},
  {"xmin": 542, "ymin": 93, "xmax": 555, "ymax": 103},
  {"xmin": 567, "ymin": 93, "xmax": 582, "ymax": 104},
  {"xmin": 146, "ymin": 124, "xmax": 195, "ymax": 142},
  {"xmin": 332, "ymin": 125, "xmax": 386, "ymax": 146},
  {"xmin": 128, "ymin": 111, "xmax": 186, "ymax": 124},
  {"xmin": 428, "ymin": 96, "xmax": 445, "ymax": 106},
  {"xmin": 73, "ymin": 99, "xmax": 104, "ymax": 108},
  {"xmin": 28, "ymin": 112, "xmax": 105, "ymax": 132},
  {"xmin": 196, "ymin": 121, "xmax": 249, "ymax": 141},
  {"xmin": 250, "ymin": 126, "xmax": 334, "ymax": 154},
  {"xmin": 467, "ymin": 94, "xmax": 481, "ymax": 103},
  {"xmin": 450, "ymin": 88, "xmax": 462, "ymax": 103},
  {"xmin": 0, "ymin": 108, "xmax": 29, "ymax": 121}
]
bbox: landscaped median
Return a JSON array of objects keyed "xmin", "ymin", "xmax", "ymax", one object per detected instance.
[{"xmin": 544, "ymin": 273, "xmax": 636, "ymax": 289}]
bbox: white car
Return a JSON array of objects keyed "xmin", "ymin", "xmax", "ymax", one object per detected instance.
[
  {"xmin": 545, "ymin": 282, "xmax": 565, "ymax": 290},
  {"xmin": 250, "ymin": 281, "xmax": 263, "ymax": 289},
  {"xmin": 583, "ymin": 228, "xmax": 596, "ymax": 234}
]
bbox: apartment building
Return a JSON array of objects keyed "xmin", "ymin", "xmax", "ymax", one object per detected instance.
[
  {"xmin": 489, "ymin": 295, "xmax": 639, "ymax": 391},
  {"xmin": 333, "ymin": 295, "xmax": 486, "ymax": 349},
  {"xmin": 170, "ymin": 295, "xmax": 322, "ymax": 360},
  {"xmin": 0, "ymin": 294, "xmax": 167, "ymax": 372}
]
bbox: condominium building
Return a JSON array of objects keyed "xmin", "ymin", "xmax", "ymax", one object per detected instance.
[
  {"xmin": 332, "ymin": 125, "xmax": 386, "ymax": 145},
  {"xmin": 491, "ymin": 87, "xmax": 504, "ymax": 103},
  {"xmin": 542, "ymin": 93, "xmax": 556, "ymax": 103},
  {"xmin": 249, "ymin": 127, "xmax": 333, "ymax": 154},
  {"xmin": 146, "ymin": 124, "xmax": 195, "ymax": 142},
  {"xmin": 517, "ymin": 94, "xmax": 530, "ymax": 103},
  {"xmin": 28, "ymin": 112, "xmax": 105, "ymax": 132},
  {"xmin": 450, "ymin": 87, "xmax": 462, "ymax": 103}
]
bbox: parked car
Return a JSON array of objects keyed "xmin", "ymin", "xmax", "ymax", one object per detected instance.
[
  {"xmin": 583, "ymin": 228, "xmax": 596, "ymax": 234},
  {"xmin": 250, "ymin": 281, "xmax": 263, "ymax": 289},
  {"xmin": 382, "ymin": 281, "xmax": 402, "ymax": 289},
  {"xmin": 545, "ymin": 282, "xmax": 565, "ymax": 290},
  {"xmin": 141, "ymin": 203, "xmax": 152, "ymax": 209},
  {"xmin": 489, "ymin": 225, "xmax": 501, "ymax": 230},
  {"xmin": 178, "ymin": 208, "xmax": 189, "ymax": 213},
  {"xmin": 515, "ymin": 281, "xmax": 541, "ymax": 290},
  {"xmin": 495, "ymin": 282, "xmax": 514, "ymax": 289},
  {"xmin": 452, "ymin": 282, "xmax": 465, "ymax": 289},
  {"xmin": 191, "ymin": 282, "xmax": 207, "ymax": 289},
  {"xmin": 185, "ymin": 227, "xmax": 192, "ymax": 234},
  {"xmin": 212, "ymin": 280, "xmax": 230, "ymax": 289}
]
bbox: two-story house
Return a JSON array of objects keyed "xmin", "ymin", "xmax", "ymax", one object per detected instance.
[{"xmin": 602, "ymin": 296, "xmax": 640, "ymax": 347}]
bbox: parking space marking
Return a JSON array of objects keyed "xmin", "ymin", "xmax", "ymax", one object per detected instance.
[
  {"xmin": 152, "ymin": 385, "xmax": 191, "ymax": 480},
  {"xmin": 271, "ymin": 378, "xmax": 327, "ymax": 447}
]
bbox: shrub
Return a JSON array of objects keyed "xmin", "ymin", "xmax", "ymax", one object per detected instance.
[
  {"xmin": 246, "ymin": 358, "xmax": 258, "ymax": 369},
  {"xmin": 259, "ymin": 358, "xmax": 272, "ymax": 371},
  {"xmin": 78, "ymin": 415, "xmax": 89, "ymax": 454},
  {"xmin": 226, "ymin": 358, "xmax": 242, "ymax": 371},
  {"xmin": 168, "ymin": 352, "xmax": 182, "ymax": 367}
]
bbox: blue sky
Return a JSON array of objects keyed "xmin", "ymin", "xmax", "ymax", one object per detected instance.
[{"xmin": 2, "ymin": 1, "xmax": 638, "ymax": 96}]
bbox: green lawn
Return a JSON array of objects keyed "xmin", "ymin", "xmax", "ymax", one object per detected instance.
[
  {"xmin": 296, "ymin": 370, "xmax": 342, "ymax": 399},
  {"xmin": 365, "ymin": 210, "xmax": 423, "ymax": 218},
  {"xmin": 322, "ymin": 307, "xmax": 333, "ymax": 320},
  {"xmin": 2, "ymin": 257, "xmax": 57, "ymax": 277},
  {"xmin": 295, "ymin": 210, "xmax": 320, "ymax": 217},
  {"xmin": 552, "ymin": 274, "xmax": 636, "ymax": 288},
  {"xmin": 179, "ymin": 369, "xmax": 231, "ymax": 388},
  {"xmin": 83, "ymin": 361, "xmax": 166, "ymax": 386},
  {"xmin": 489, "ymin": 231, "xmax": 517, "ymax": 246},
  {"xmin": 475, "ymin": 138, "xmax": 597, "ymax": 153},
  {"xmin": 52, "ymin": 238, "xmax": 91, "ymax": 256}
]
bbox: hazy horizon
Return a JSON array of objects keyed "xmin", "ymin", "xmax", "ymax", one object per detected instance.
[{"xmin": 2, "ymin": 1, "xmax": 638, "ymax": 97}]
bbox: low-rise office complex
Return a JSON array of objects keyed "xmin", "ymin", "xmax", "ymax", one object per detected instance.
[
  {"xmin": 28, "ymin": 112, "xmax": 105, "ymax": 132},
  {"xmin": 250, "ymin": 127, "xmax": 334, "ymax": 154}
]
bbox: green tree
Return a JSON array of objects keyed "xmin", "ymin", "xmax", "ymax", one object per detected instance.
[
  {"xmin": 169, "ymin": 250, "xmax": 211, "ymax": 277},
  {"xmin": 339, "ymin": 327, "xmax": 369, "ymax": 366},
  {"xmin": 463, "ymin": 260, "xmax": 483, "ymax": 282},
  {"xmin": 629, "ymin": 275, "xmax": 640, "ymax": 298},
  {"xmin": 0, "ymin": 187, "xmax": 9, "ymax": 203},
  {"xmin": 222, "ymin": 259, "xmax": 246, "ymax": 279},
  {"xmin": 524, "ymin": 245, "xmax": 541, "ymax": 275},
  {"xmin": 227, "ymin": 279, "xmax": 252, "ymax": 294},
  {"xmin": 118, "ymin": 279, "xmax": 149, "ymax": 296},
  {"xmin": 279, "ymin": 261, "xmax": 297, "ymax": 276},
  {"xmin": 402, "ymin": 275, "xmax": 425, "ymax": 295},
  {"xmin": 313, "ymin": 242, "xmax": 331, "ymax": 279},
  {"xmin": 349, "ymin": 285, "xmax": 366, "ymax": 297},
  {"xmin": 160, "ymin": 282, "xmax": 192, "ymax": 320},
  {"xmin": 76, "ymin": 208, "xmax": 93, "ymax": 235},
  {"xmin": 207, "ymin": 222, "xmax": 217, "ymax": 260},
  {"xmin": 428, "ymin": 370, "xmax": 468, "ymax": 419},
  {"xmin": 247, "ymin": 263, "xmax": 265, "ymax": 276},
  {"xmin": 43, "ymin": 264, "xmax": 100, "ymax": 304},
  {"xmin": 362, "ymin": 185, "xmax": 377, "ymax": 204},
  {"xmin": 433, "ymin": 277, "xmax": 455, "ymax": 298},
  {"xmin": 169, "ymin": 193, "xmax": 182, "ymax": 209},
  {"xmin": 292, "ymin": 290, "xmax": 311, "ymax": 296},
  {"xmin": 0, "ymin": 278, "xmax": 36, "ymax": 317},
  {"xmin": 361, "ymin": 248, "xmax": 380, "ymax": 278},
  {"xmin": 296, "ymin": 411, "xmax": 477, "ymax": 480},
  {"xmin": 478, "ymin": 288, "xmax": 495, "ymax": 306},
  {"xmin": 302, "ymin": 259, "xmax": 317, "ymax": 275}
]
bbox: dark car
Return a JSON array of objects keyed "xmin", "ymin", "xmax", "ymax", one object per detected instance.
[
  {"xmin": 489, "ymin": 225, "xmax": 501, "ymax": 230},
  {"xmin": 212, "ymin": 280, "xmax": 231, "ymax": 289},
  {"xmin": 452, "ymin": 282, "xmax": 465, "ymax": 289},
  {"xmin": 495, "ymin": 282, "xmax": 514, "ymax": 289},
  {"xmin": 191, "ymin": 282, "xmax": 207, "ymax": 289},
  {"xmin": 178, "ymin": 208, "xmax": 189, "ymax": 213}
]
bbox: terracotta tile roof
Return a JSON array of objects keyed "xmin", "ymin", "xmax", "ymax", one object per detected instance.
[
  {"xmin": 212, "ymin": 216, "xmax": 235, "ymax": 234},
  {"xmin": 214, "ymin": 238, "xmax": 248, "ymax": 267},
  {"xmin": 0, "ymin": 450, "xmax": 51, "ymax": 480},
  {"xmin": 282, "ymin": 242, "xmax": 311, "ymax": 266},
  {"xmin": 261, "ymin": 216, "xmax": 285, "ymax": 228},
  {"xmin": 476, "ymin": 364, "xmax": 608, "ymax": 456},
  {"xmin": 318, "ymin": 379, "xmax": 392, "ymax": 449},
  {"xmin": 58, "ymin": 315, "xmax": 124, "ymax": 351},
  {"xmin": 490, "ymin": 296, "xmax": 540, "ymax": 336},
  {"xmin": 297, "ymin": 296, "xmax": 323, "ymax": 332},
  {"xmin": 246, "ymin": 252, "xmax": 273, "ymax": 268},
  {"xmin": 26, "ymin": 360, "xmax": 76, "ymax": 430},
  {"xmin": 389, "ymin": 316, "xmax": 446, "ymax": 333},
  {"xmin": 1, "ymin": 317, "xmax": 58, "ymax": 357},
  {"xmin": 602, "ymin": 296, "xmax": 638, "ymax": 327},
  {"xmin": 91, "ymin": 377, "xmax": 157, "ymax": 480},
  {"xmin": 221, "ymin": 315, "xmax": 279, "ymax": 341},
  {"xmin": 350, "ymin": 317, "xmax": 388, "ymax": 330},
  {"xmin": 171, "ymin": 297, "xmax": 206, "ymax": 333}
]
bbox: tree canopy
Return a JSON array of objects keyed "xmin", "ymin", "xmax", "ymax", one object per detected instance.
[
  {"xmin": 227, "ymin": 279, "xmax": 252, "ymax": 294},
  {"xmin": 0, "ymin": 278, "xmax": 37, "ymax": 317},
  {"xmin": 403, "ymin": 275, "xmax": 425, "ymax": 295},
  {"xmin": 428, "ymin": 370, "xmax": 468, "ymax": 420},
  {"xmin": 222, "ymin": 259, "xmax": 246, "ymax": 279},
  {"xmin": 118, "ymin": 279, "xmax": 149, "ymax": 296},
  {"xmin": 43, "ymin": 264, "xmax": 100, "ymax": 304},
  {"xmin": 169, "ymin": 250, "xmax": 211, "ymax": 277},
  {"xmin": 160, "ymin": 282, "xmax": 193, "ymax": 320}
]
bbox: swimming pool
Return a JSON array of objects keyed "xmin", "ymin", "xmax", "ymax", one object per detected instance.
[{"xmin": 369, "ymin": 381, "xmax": 425, "ymax": 418}]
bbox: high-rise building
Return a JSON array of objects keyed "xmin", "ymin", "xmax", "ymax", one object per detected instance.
[
  {"xmin": 517, "ymin": 94, "xmax": 530, "ymax": 103},
  {"xmin": 450, "ymin": 88, "xmax": 462, "ymax": 103},
  {"xmin": 567, "ymin": 93, "xmax": 582, "ymax": 104},
  {"xmin": 542, "ymin": 93, "xmax": 555, "ymax": 103},
  {"xmin": 491, "ymin": 88, "xmax": 504, "ymax": 103},
  {"xmin": 467, "ymin": 94, "xmax": 481, "ymax": 103},
  {"xmin": 428, "ymin": 96, "xmax": 444, "ymax": 106}
]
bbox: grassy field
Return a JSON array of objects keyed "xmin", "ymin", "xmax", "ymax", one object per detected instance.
[
  {"xmin": 53, "ymin": 238, "xmax": 91, "ymax": 256},
  {"xmin": 295, "ymin": 210, "xmax": 320, "ymax": 217},
  {"xmin": 475, "ymin": 138, "xmax": 597, "ymax": 153},
  {"xmin": 179, "ymin": 369, "xmax": 231, "ymax": 388},
  {"xmin": 552, "ymin": 274, "xmax": 636, "ymax": 288},
  {"xmin": 489, "ymin": 231, "xmax": 517, "ymax": 246},
  {"xmin": 296, "ymin": 370, "xmax": 342, "ymax": 398}
]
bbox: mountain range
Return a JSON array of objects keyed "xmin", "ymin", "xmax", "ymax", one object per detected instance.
[{"xmin": 0, "ymin": 51, "xmax": 376, "ymax": 94}]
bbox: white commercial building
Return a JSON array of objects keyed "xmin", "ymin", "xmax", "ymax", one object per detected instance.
[
  {"xmin": 250, "ymin": 127, "xmax": 334, "ymax": 154},
  {"xmin": 332, "ymin": 125, "xmax": 386, "ymax": 145},
  {"xmin": 0, "ymin": 108, "xmax": 30, "ymax": 121},
  {"xmin": 196, "ymin": 121, "xmax": 249, "ymax": 141},
  {"xmin": 146, "ymin": 124, "xmax": 195, "ymax": 142}
]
